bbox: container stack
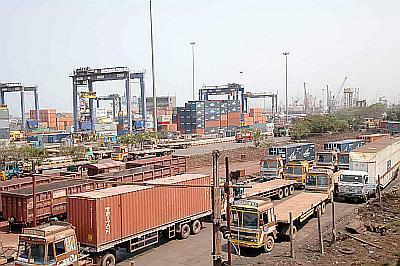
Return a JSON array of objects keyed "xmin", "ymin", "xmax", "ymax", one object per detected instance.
[
  {"xmin": 0, "ymin": 106, "xmax": 10, "ymax": 140},
  {"xmin": 56, "ymin": 113, "xmax": 73, "ymax": 131},
  {"xmin": 177, "ymin": 100, "xmax": 241, "ymax": 135},
  {"xmin": 30, "ymin": 109, "xmax": 57, "ymax": 130}
]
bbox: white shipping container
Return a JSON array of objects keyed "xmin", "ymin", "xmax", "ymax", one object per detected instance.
[
  {"xmin": 350, "ymin": 138, "xmax": 400, "ymax": 188},
  {"xmin": 94, "ymin": 123, "xmax": 117, "ymax": 131}
]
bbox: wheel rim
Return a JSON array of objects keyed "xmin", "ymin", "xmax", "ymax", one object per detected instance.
[{"xmin": 267, "ymin": 240, "xmax": 273, "ymax": 249}]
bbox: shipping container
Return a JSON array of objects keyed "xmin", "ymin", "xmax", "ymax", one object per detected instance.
[
  {"xmin": 67, "ymin": 174, "xmax": 211, "ymax": 254},
  {"xmin": 269, "ymin": 143, "xmax": 315, "ymax": 163},
  {"xmin": 387, "ymin": 121, "xmax": 400, "ymax": 134},
  {"xmin": 357, "ymin": 133, "xmax": 390, "ymax": 143},
  {"xmin": 323, "ymin": 139, "xmax": 365, "ymax": 152},
  {"xmin": 1, "ymin": 179, "xmax": 110, "ymax": 225},
  {"xmin": 350, "ymin": 138, "xmax": 400, "ymax": 188}
]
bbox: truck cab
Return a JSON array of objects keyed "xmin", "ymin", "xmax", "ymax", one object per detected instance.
[
  {"xmin": 0, "ymin": 162, "xmax": 21, "ymax": 180},
  {"xmin": 16, "ymin": 222, "xmax": 80, "ymax": 266},
  {"xmin": 337, "ymin": 170, "xmax": 374, "ymax": 202},
  {"xmin": 337, "ymin": 152, "xmax": 350, "ymax": 170},
  {"xmin": 231, "ymin": 199, "xmax": 277, "ymax": 252},
  {"xmin": 111, "ymin": 145, "xmax": 128, "ymax": 162},
  {"xmin": 283, "ymin": 160, "xmax": 310, "ymax": 187},
  {"xmin": 305, "ymin": 168, "xmax": 334, "ymax": 195},
  {"xmin": 235, "ymin": 131, "xmax": 254, "ymax": 143},
  {"xmin": 260, "ymin": 156, "xmax": 284, "ymax": 180},
  {"xmin": 316, "ymin": 151, "xmax": 338, "ymax": 172}
]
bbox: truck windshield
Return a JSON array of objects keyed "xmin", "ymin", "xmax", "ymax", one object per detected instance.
[
  {"xmin": 18, "ymin": 240, "xmax": 46, "ymax": 264},
  {"xmin": 340, "ymin": 174, "xmax": 362, "ymax": 183},
  {"xmin": 285, "ymin": 166, "xmax": 302, "ymax": 175},
  {"xmin": 306, "ymin": 175, "xmax": 329, "ymax": 187},
  {"xmin": 338, "ymin": 154, "xmax": 349, "ymax": 164},
  {"xmin": 231, "ymin": 210, "xmax": 258, "ymax": 229},
  {"xmin": 263, "ymin": 161, "xmax": 278, "ymax": 168},
  {"xmin": 318, "ymin": 154, "xmax": 332, "ymax": 163}
]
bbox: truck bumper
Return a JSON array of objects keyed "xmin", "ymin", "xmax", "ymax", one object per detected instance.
[
  {"xmin": 231, "ymin": 239, "xmax": 261, "ymax": 248},
  {"xmin": 337, "ymin": 193, "xmax": 365, "ymax": 200}
]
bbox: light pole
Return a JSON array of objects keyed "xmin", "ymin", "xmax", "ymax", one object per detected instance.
[
  {"xmin": 190, "ymin": 42, "xmax": 196, "ymax": 101},
  {"xmin": 283, "ymin": 52, "xmax": 289, "ymax": 123},
  {"xmin": 149, "ymin": 0, "xmax": 157, "ymax": 136}
]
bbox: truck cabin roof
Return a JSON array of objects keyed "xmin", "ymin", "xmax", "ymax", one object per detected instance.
[
  {"xmin": 21, "ymin": 221, "xmax": 75, "ymax": 241},
  {"xmin": 232, "ymin": 198, "xmax": 273, "ymax": 211}
]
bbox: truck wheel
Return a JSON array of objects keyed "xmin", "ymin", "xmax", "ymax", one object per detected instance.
[
  {"xmin": 123, "ymin": 156, "xmax": 128, "ymax": 162},
  {"xmin": 289, "ymin": 185, "xmax": 294, "ymax": 195},
  {"xmin": 179, "ymin": 224, "xmax": 191, "ymax": 239},
  {"xmin": 277, "ymin": 189, "xmax": 284, "ymax": 199},
  {"xmin": 321, "ymin": 202, "xmax": 326, "ymax": 214},
  {"xmin": 284, "ymin": 187, "xmax": 289, "ymax": 197},
  {"xmin": 263, "ymin": 235, "xmax": 274, "ymax": 252},
  {"xmin": 191, "ymin": 220, "xmax": 202, "ymax": 235},
  {"xmin": 101, "ymin": 253, "xmax": 116, "ymax": 266}
]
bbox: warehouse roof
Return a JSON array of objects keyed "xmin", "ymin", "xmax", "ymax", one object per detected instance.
[{"xmin": 352, "ymin": 138, "xmax": 399, "ymax": 153}]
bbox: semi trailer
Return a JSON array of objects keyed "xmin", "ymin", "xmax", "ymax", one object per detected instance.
[
  {"xmin": 230, "ymin": 168, "xmax": 334, "ymax": 252},
  {"xmin": 15, "ymin": 174, "xmax": 211, "ymax": 266}
]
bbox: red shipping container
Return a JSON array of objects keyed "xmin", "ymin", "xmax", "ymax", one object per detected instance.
[{"xmin": 67, "ymin": 174, "xmax": 211, "ymax": 250}]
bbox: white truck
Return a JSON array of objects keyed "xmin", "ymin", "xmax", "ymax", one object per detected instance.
[
  {"xmin": 337, "ymin": 170, "xmax": 376, "ymax": 202},
  {"xmin": 344, "ymin": 138, "xmax": 400, "ymax": 202}
]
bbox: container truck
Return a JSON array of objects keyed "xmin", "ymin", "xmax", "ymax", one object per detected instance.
[
  {"xmin": 230, "ymin": 168, "xmax": 334, "ymax": 252},
  {"xmin": 66, "ymin": 174, "xmax": 211, "ymax": 265},
  {"xmin": 315, "ymin": 150, "xmax": 338, "ymax": 171},
  {"xmin": 260, "ymin": 156, "xmax": 284, "ymax": 180},
  {"xmin": 323, "ymin": 139, "xmax": 365, "ymax": 170},
  {"xmin": 341, "ymin": 138, "xmax": 400, "ymax": 201},
  {"xmin": 268, "ymin": 143, "xmax": 315, "ymax": 164},
  {"xmin": 337, "ymin": 170, "xmax": 375, "ymax": 202},
  {"xmin": 283, "ymin": 160, "xmax": 311, "ymax": 187}
]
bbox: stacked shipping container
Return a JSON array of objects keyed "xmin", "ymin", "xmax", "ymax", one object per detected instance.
[
  {"xmin": 0, "ymin": 106, "xmax": 10, "ymax": 139},
  {"xmin": 177, "ymin": 100, "xmax": 241, "ymax": 135},
  {"xmin": 30, "ymin": 109, "xmax": 57, "ymax": 129}
]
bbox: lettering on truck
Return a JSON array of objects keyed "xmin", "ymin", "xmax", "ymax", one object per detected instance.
[{"xmin": 105, "ymin": 207, "xmax": 111, "ymax": 235}]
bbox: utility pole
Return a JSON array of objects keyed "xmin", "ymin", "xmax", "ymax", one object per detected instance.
[
  {"xmin": 326, "ymin": 85, "xmax": 329, "ymax": 112},
  {"xmin": 224, "ymin": 157, "xmax": 232, "ymax": 266},
  {"xmin": 212, "ymin": 150, "xmax": 222, "ymax": 266},
  {"xmin": 190, "ymin": 42, "xmax": 196, "ymax": 101},
  {"xmin": 283, "ymin": 52, "xmax": 289, "ymax": 123},
  {"xmin": 149, "ymin": 0, "xmax": 158, "ymax": 136}
]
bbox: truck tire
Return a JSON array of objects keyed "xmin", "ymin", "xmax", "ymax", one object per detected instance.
[
  {"xmin": 289, "ymin": 185, "xmax": 294, "ymax": 195},
  {"xmin": 123, "ymin": 156, "xmax": 128, "ymax": 162},
  {"xmin": 321, "ymin": 202, "xmax": 326, "ymax": 214},
  {"xmin": 101, "ymin": 253, "xmax": 116, "ymax": 266},
  {"xmin": 284, "ymin": 187, "xmax": 289, "ymax": 197},
  {"xmin": 263, "ymin": 235, "xmax": 274, "ymax": 252},
  {"xmin": 191, "ymin": 220, "xmax": 202, "ymax": 235},
  {"xmin": 179, "ymin": 224, "xmax": 191, "ymax": 239},
  {"xmin": 277, "ymin": 189, "xmax": 284, "ymax": 199}
]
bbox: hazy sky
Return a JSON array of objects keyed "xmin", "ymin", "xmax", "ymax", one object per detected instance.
[{"xmin": 1, "ymin": 0, "xmax": 399, "ymax": 115}]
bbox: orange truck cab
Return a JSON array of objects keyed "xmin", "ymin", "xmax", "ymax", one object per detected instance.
[{"xmin": 15, "ymin": 222, "xmax": 81, "ymax": 266}]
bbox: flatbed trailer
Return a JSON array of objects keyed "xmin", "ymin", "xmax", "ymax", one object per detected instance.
[
  {"xmin": 275, "ymin": 191, "xmax": 329, "ymax": 225},
  {"xmin": 236, "ymin": 179, "xmax": 296, "ymax": 200}
]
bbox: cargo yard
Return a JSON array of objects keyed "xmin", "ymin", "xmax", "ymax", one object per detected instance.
[{"xmin": 1, "ymin": 1, "xmax": 400, "ymax": 266}]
